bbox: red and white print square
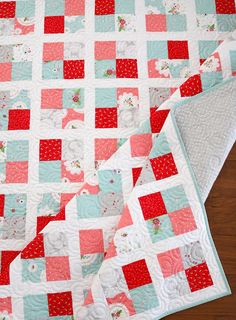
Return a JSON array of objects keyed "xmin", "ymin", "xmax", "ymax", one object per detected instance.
[
  {"xmin": 39, "ymin": 139, "xmax": 62, "ymax": 161},
  {"xmin": 95, "ymin": 0, "xmax": 115, "ymax": 15},
  {"xmin": 150, "ymin": 153, "xmax": 178, "ymax": 180},
  {"xmin": 46, "ymin": 256, "xmax": 71, "ymax": 281},
  {"xmin": 0, "ymin": 1, "xmax": 16, "ymax": 18},
  {"xmin": 47, "ymin": 291, "xmax": 73, "ymax": 317},
  {"xmin": 185, "ymin": 262, "xmax": 213, "ymax": 292},
  {"xmin": 122, "ymin": 259, "xmax": 152, "ymax": 290},
  {"xmin": 79, "ymin": 229, "xmax": 104, "ymax": 255},
  {"xmin": 157, "ymin": 248, "xmax": 184, "ymax": 278},
  {"xmin": 116, "ymin": 59, "xmax": 138, "ymax": 78},
  {"xmin": 8, "ymin": 109, "xmax": 30, "ymax": 130},
  {"xmin": 138, "ymin": 191, "xmax": 167, "ymax": 220},
  {"xmin": 63, "ymin": 60, "xmax": 84, "ymax": 79},
  {"xmin": 95, "ymin": 108, "xmax": 118, "ymax": 128}
]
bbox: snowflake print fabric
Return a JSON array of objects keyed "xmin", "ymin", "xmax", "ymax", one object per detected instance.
[{"xmin": 0, "ymin": 0, "xmax": 236, "ymax": 319}]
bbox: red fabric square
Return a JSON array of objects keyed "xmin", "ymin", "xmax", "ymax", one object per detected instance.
[
  {"xmin": 215, "ymin": 0, "xmax": 236, "ymax": 14},
  {"xmin": 79, "ymin": 229, "xmax": 104, "ymax": 255},
  {"xmin": 21, "ymin": 234, "xmax": 45, "ymax": 259},
  {"xmin": 150, "ymin": 153, "xmax": 178, "ymax": 180},
  {"xmin": 0, "ymin": 1, "xmax": 16, "ymax": 18},
  {"xmin": 168, "ymin": 41, "xmax": 189, "ymax": 59},
  {"xmin": 116, "ymin": 59, "xmax": 138, "ymax": 78},
  {"xmin": 95, "ymin": 0, "xmax": 115, "ymax": 15},
  {"xmin": 63, "ymin": 60, "xmax": 84, "ymax": 79},
  {"xmin": 39, "ymin": 139, "xmax": 62, "ymax": 161},
  {"xmin": 0, "ymin": 194, "xmax": 5, "ymax": 217},
  {"xmin": 122, "ymin": 259, "xmax": 152, "ymax": 290},
  {"xmin": 44, "ymin": 16, "xmax": 65, "ymax": 34},
  {"xmin": 138, "ymin": 191, "xmax": 167, "ymax": 220},
  {"xmin": 95, "ymin": 108, "xmax": 117, "ymax": 128},
  {"xmin": 185, "ymin": 262, "xmax": 213, "ymax": 292},
  {"xmin": 150, "ymin": 109, "xmax": 170, "ymax": 133},
  {"xmin": 180, "ymin": 74, "xmax": 203, "ymax": 97},
  {"xmin": 8, "ymin": 109, "xmax": 30, "ymax": 130},
  {"xmin": 47, "ymin": 291, "xmax": 73, "ymax": 317}
]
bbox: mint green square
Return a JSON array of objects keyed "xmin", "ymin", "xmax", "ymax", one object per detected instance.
[
  {"xmin": 195, "ymin": 0, "xmax": 216, "ymax": 14},
  {"xmin": 147, "ymin": 41, "xmax": 168, "ymax": 59},
  {"xmin": 217, "ymin": 15, "xmax": 236, "ymax": 32},
  {"xmin": 95, "ymin": 60, "xmax": 116, "ymax": 79},
  {"xmin": 198, "ymin": 41, "xmax": 219, "ymax": 59},
  {"xmin": 145, "ymin": 0, "xmax": 165, "ymax": 14},
  {"xmin": 115, "ymin": 0, "xmax": 135, "ymax": 14},
  {"xmin": 77, "ymin": 194, "xmax": 101, "ymax": 219},
  {"xmin": 169, "ymin": 60, "xmax": 189, "ymax": 78},
  {"xmin": 161, "ymin": 185, "xmax": 189, "ymax": 213},
  {"xmin": 230, "ymin": 51, "xmax": 236, "ymax": 72},
  {"xmin": 95, "ymin": 88, "xmax": 116, "ymax": 108},
  {"xmin": 0, "ymin": 110, "xmax": 8, "ymax": 130},
  {"xmin": 95, "ymin": 15, "xmax": 115, "ymax": 32},
  {"xmin": 98, "ymin": 169, "xmax": 122, "ymax": 192},
  {"xmin": 22, "ymin": 258, "xmax": 46, "ymax": 283},
  {"xmin": 167, "ymin": 15, "xmax": 187, "ymax": 31},
  {"xmin": 7, "ymin": 140, "xmax": 29, "ymax": 161},
  {"xmin": 63, "ymin": 88, "xmax": 84, "ymax": 109},
  {"xmin": 65, "ymin": 15, "xmax": 85, "ymax": 32},
  {"xmin": 4, "ymin": 194, "xmax": 27, "ymax": 216},
  {"xmin": 81, "ymin": 253, "xmax": 103, "ymax": 277},
  {"xmin": 39, "ymin": 161, "xmax": 61, "ymax": 183},
  {"xmin": 9, "ymin": 90, "xmax": 31, "ymax": 109},
  {"xmin": 24, "ymin": 294, "xmax": 49, "ymax": 320},
  {"xmin": 149, "ymin": 132, "xmax": 171, "ymax": 159},
  {"xmin": 201, "ymin": 72, "xmax": 223, "ymax": 91},
  {"xmin": 130, "ymin": 284, "xmax": 159, "ymax": 313},
  {"xmin": 0, "ymin": 162, "xmax": 6, "ymax": 177},
  {"xmin": 12, "ymin": 62, "xmax": 32, "ymax": 81},
  {"xmin": 146, "ymin": 214, "xmax": 174, "ymax": 242},
  {"xmin": 42, "ymin": 61, "xmax": 63, "ymax": 80},
  {"xmin": 45, "ymin": 0, "xmax": 64, "ymax": 16},
  {"xmin": 16, "ymin": 1, "xmax": 35, "ymax": 17}
]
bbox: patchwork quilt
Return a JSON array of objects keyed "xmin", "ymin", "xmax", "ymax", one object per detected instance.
[{"xmin": 0, "ymin": 0, "xmax": 236, "ymax": 319}]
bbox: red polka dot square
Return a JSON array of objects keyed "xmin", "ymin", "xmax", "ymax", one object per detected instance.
[
  {"xmin": 116, "ymin": 59, "xmax": 138, "ymax": 78},
  {"xmin": 122, "ymin": 259, "xmax": 152, "ymax": 290},
  {"xmin": 0, "ymin": 1, "xmax": 16, "ymax": 19},
  {"xmin": 39, "ymin": 139, "xmax": 62, "ymax": 161},
  {"xmin": 63, "ymin": 60, "xmax": 85, "ymax": 79},
  {"xmin": 150, "ymin": 153, "xmax": 178, "ymax": 180},
  {"xmin": 138, "ymin": 191, "xmax": 167, "ymax": 221},
  {"xmin": 8, "ymin": 109, "xmax": 30, "ymax": 130},
  {"xmin": 47, "ymin": 291, "xmax": 73, "ymax": 317},
  {"xmin": 95, "ymin": 0, "xmax": 115, "ymax": 15},
  {"xmin": 185, "ymin": 262, "xmax": 213, "ymax": 292},
  {"xmin": 95, "ymin": 108, "xmax": 118, "ymax": 128}
]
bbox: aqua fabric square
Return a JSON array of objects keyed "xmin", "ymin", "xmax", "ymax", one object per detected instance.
[
  {"xmin": 130, "ymin": 284, "xmax": 159, "ymax": 313},
  {"xmin": 201, "ymin": 72, "xmax": 223, "ymax": 90},
  {"xmin": 115, "ymin": 0, "xmax": 135, "ymax": 14},
  {"xmin": 95, "ymin": 60, "xmax": 116, "ymax": 79},
  {"xmin": 167, "ymin": 14, "xmax": 187, "ymax": 31},
  {"xmin": 145, "ymin": 0, "xmax": 165, "ymax": 13},
  {"xmin": 230, "ymin": 50, "xmax": 236, "ymax": 72},
  {"xmin": 147, "ymin": 41, "xmax": 168, "ymax": 59},
  {"xmin": 4, "ymin": 194, "xmax": 27, "ymax": 216},
  {"xmin": 63, "ymin": 88, "xmax": 84, "ymax": 109},
  {"xmin": 95, "ymin": 15, "xmax": 115, "ymax": 32},
  {"xmin": 81, "ymin": 253, "xmax": 103, "ymax": 277},
  {"xmin": 76, "ymin": 194, "xmax": 101, "ymax": 219},
  {"xmin": 0, "ymin": 162, "xmax": 6, "ymax": 177},
  {"xmin": 195, "ymin": 0, "xmax": 216, "ymax": 14},
  {"xmin": 65, "ymin": 16, "xmax": 85, "ymax": 33},
  {"xmin": 169, "ymin": 60, "xmax": 189, "ymax": 78},
  {"xmin": 42, "ymin": 61, "xmax": 63, "ymax": 80},
  {"xmin": 24, "ymin": 294, "xmax": 49, "ymax": 320},
  {"xmin": 149, "ymin": 132, "xmax": 171, "ymax": 159},
  {"xmin": 217, "ymin": 14, "xmax": 236, "ymax": 32},
  {"xmin": 95, "ymin": 88, "xmax": 116, "ymax": 108},
  {"xmin": 198, "ymin": 41, "xmax": 219, "ymax": 59},
  {"xmin": 39, "ymin": 161, "xmax": 61, "ymax": 183},
  {"xmin": 161, "ymin": 185, "xmax": 189, "ymax": 213},
  {"xmin": 146, "ymin": 214, "xmax": 174, "ymax": 242},
  {"xmin": 98, "ymin": 169, "xmax": 122, "ymax": 192},
  {"xmin": 16, "ymin": 0, "xmax": 35, "ymax": 17},
  {"xmin": 22, "ymin": 258, "xmax": 46, "ymax": 283},
  {"xmin": 9, "ymin": 90, "xmax": 31, "ymax": 109},
  {"xmin": 12, "ymin": 62, "xmax": 32, "ymax": 81},
  {"xmin": 0, "ymin": 110, "xmax": 8, "ymax": 130},
  {"xmin": 7, "ymin": 140, "xmax": 29, "ymax": 161},
  {"xmin": 45, "ymin": 0, "xmax": 64, "ymax": 16}
]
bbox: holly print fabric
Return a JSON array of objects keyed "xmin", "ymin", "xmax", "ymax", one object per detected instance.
[{"xmin": 0, "ymin": 0, "xmax": 236, "ymax": 319}]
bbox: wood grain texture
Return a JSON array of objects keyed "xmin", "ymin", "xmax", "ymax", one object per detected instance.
[{"xmin": 164, "ymin": 144, "xmax": 236, "ymax": 320}]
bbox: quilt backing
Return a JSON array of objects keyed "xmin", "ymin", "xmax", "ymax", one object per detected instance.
[{"xmin": 0, "ymin": 0, "xmax": 236, "ymax": 319}]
